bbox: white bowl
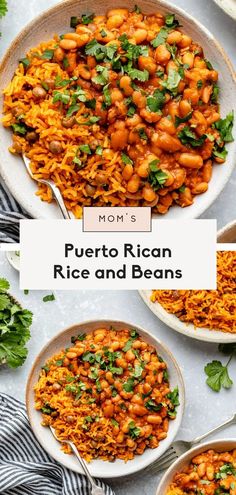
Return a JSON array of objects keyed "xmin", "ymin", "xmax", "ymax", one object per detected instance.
[
  {"xmin": 26, "ymin": 319, "xmax": 185, "ymax": 478},
  {"xmin": 139, "ymin": 287, "xmax": 236, "ymax": 343},
  {"xmin": 218, "ymin": 220, "xmax": 236, "ymax": 243},
  {"xmin": 0, "ymin": 0, "xmax": 236, "ymax": 218},
  {"xmin": 156, "ymin": 438, "xmax": 236, "ymax": 495}
]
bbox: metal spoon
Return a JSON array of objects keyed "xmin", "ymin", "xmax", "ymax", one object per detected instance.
[
  {"xmin": 49, "ymin": 426, "xmax": 106, "ymax": 495},
  {"xmin": 22, "ymin": 154, "xmax": 70, "ymax": 219}
]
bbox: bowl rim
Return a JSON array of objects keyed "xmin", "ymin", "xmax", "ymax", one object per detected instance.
[
  {"xmin": 139, "ymin": 289, "xmax": 236, "ymax": 343},
  {"xmin": 156, "ymin": 437, "xmax": 236, "ymax": 494},
  {"xmin": 25, "ymin": 318, "xmax": 185, "ymax": 478},
  {"xmin": 217, "ymin": 219, "xmax": 236, "ymax": 243},
  {"xmin": 0, "ymin": 0, "xmax": 236, "ymax": 219}
]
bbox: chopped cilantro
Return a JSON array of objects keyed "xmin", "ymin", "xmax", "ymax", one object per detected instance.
[
  {"xmin": 12, "ymin": 123, "xmax": 27, "ymax": 135},
  {"xmin": 138, "ymin": 127, "xmax": 148, "ymax": 140},
  {"xmin": 129, "ymin": 421, "xmax": 141, "ymax": 439},
  {"xmin": 40, "ymin": 49, "xmax": 54, "ymax": 60},
  {"xmin": 178, "ymin": 126, "xmax": 207, "ymax": 147},
  {"xmin": 151, "ymin": 27, "xmax": 169, "ymax": 48},
  {"xmin": 123, "ymin": 377, "xmax": 135, "ymax": 392},
  {"xmin": 121, "ymin": 153, "xmax": 133, "ymax": 165},
  {"xmin": 81, "ymin": 13, "xmax": 94, "ymax": 24},
  {"xmin": 214, "ymin": 111, "xmax": 234, "ymax": 143},
  {"xmin": 147, "ymin": 89, "xmax": 165, "ymax": 112},
  {"xmin": 148, "ymin": 160, "xmax": 168, "ymax": 190},
  {"xmin": 175, "ymin": 112, "xmax": 193, "ymax": 127},
  {"xmin": 79, "ymin": 144, "xmax": 92, "ymax": 154}
]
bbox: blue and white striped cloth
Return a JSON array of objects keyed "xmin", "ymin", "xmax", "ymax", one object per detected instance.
[
  {"xmin": 0, "ymin": 393, "xmax": 115, "ymax": 495},
  {"xmin": 0, "ymin": 179, "xmax": 30, "ymax": 243}
]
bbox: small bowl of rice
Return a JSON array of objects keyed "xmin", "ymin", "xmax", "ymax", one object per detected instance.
[{"xmin": 140, "ymin": 249, "xmax": 236, "ymax": 342}]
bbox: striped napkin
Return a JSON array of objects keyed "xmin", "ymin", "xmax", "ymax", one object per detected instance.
[
  {"xmin": 0, "ymin": 179, "xmax": 30, "ymax": 243},
  {"xmin": 0, "ymin": 393, "xmax": 115, "ymax": 495}
]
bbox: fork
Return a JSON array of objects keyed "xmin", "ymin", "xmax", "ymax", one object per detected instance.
[
  {"xmin": 22, "ymin": 154, "xmax": 70, "ymax": 219},
  {"xmin": 147, "ymin": 412, "xmax": 236, "ymax": 473},
  {"xmin": 50, "ymin": 426, "xmax": 106, "ymax": 495}
]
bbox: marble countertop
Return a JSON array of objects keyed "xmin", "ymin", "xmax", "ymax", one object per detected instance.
[
  {"xmin": 1, "ymin": 253, "xmax": 236, "ymax": 495},
  {"xmin": 0, "ymin": 0, "xmax": 236, "ymax": 226}
]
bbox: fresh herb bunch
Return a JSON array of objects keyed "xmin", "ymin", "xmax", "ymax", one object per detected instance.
[
  {"xmin": 0, "ymin": 278, "xmax": 33, "ymax": 368},
  {"xmin": 204, "ymin": 343, "xmax": 236, "ymax": 392},
  {"xmin": 0, "ymin": 0, "xmax": 7, "ymax": 18}
]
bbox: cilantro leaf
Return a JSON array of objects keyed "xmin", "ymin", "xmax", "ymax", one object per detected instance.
[
  {"xmin": 126, "ymin": 67, "xmax": 149, "ymax": 82},
  {"xmin": 79, "ymin": 144, "xmax": 91, "ymax": 154},
  {"xmin": 151, "ymin": 27, "xmax": 169, "ymax": 48},
  {"xmin": 147, "ymin": 89, "xmax": 165, "ymax": 113},
  {"xmin": 19, "ymin": 57, "xmax": 30, "ymax": 69},
  {"xmin": 0, "ymin": 0, "xmax": 7, "ymax": 18},
  {"xmin": 165, "ymin": 13, "xmax": 180, "ymax": 28},
  {"xmin": 162, "ymin": 68, "xmax": 181, "ymax": 94},
  {"xmin": 175, "ymin": 112, "xmax": 193, "ymax": 127},
  {"xmin": 147, "ymin": 160, "xmax": 168, "ymax": 190},
  {"xmin": 145, "ymin": 399, "xmax": 162, "ymax": 412},
  {"xmin": 92, "ymin": 66, "xmax": 109, "ymax": 86},
  {"xmin": 81, "ymin": 13, "xmax": 94, "ymax": 24},
  {"xmin": 103, "ymin": 84, "xmax": 111, "ymax": 107},
  {"xmin": 211, "ymin": 83, "xmax": 219, "ymax": 103},
  {"xmin": 214, "ymin": 111, "xmax": 234, "ymax": 143},
  {"xmin": 0, "ymin": 278, "xmax": 10, "ymax": 291},
  {"xmin": 123, "ymin": 377, "xmax": 135, "ymax": 392},
  {"xmin": 0, "ymin": 280, "xmax": 32, "ymax": 368},
  {"xmin": 66, "ymin": 104, "xmax": 79, "ymax": 117},
  {"xmin": 138, "ymin": 127, "xmax": 148, "ymax": 140},
  {"xmin": 12, "ymin": 123, "xmax": 27, "ymax": 135},
  {"xmin": 204, "ymin": 360, "xmax": 233, "ymax": 392},
  {"xmin": 129, "ymin": 421, "xmax": 141, "ymax": 439},
  {"xmin": 178, "ymin": 126, "xmax": 207, "ymax": 147},
  {"xmin": 40, "ymin": 49, "xmax": 54, "ymax": 60},
  {"xmin": 121, "ymin": 153, "xmax": 133, "ymax": 165}
]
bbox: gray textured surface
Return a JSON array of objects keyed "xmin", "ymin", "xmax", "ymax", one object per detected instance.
[
  {"xmin": 0, "ymin": 0, "xmax": 236, "ymax": 226},
  {"xmin": 0, "ymin": 254, "xmax": 236, "ymax": 495}
]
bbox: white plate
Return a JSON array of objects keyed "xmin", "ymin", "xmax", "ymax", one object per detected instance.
[
  {"xmin": 212, "ymin": 0, "xmax": 236, "ymax": 20},
  {"xmin": 139, "ymin": 290, "xmax": 236, "ymax": 343},
  {"xmin": 0, "ymin": 0, "xmax": 236, "ymax": 218},
  {"xmin": 26, "ymin": 319, "xmax": 185, "ymax": 478}
]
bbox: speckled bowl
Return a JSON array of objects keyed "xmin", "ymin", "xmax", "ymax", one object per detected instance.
[
  {"xmin": 156, "ymin": 438, "xmax": 236, "ymax": 495},
  {"xmin": 0, "ymin": 0, "xmax": 236, "ymax": 218},
  {"xmin": 26, "ymin": 319, "xmax": 185, "ymax": 478}
]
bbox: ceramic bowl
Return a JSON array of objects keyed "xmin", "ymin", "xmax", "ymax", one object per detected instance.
[
  {"xmin": 0, "ymin": 0, "xmax": 236, "ymax": 218},
  {"xmin": 218, "ymin": 220, "xmax": 236, "ymax": 243},
  {"xmin": 139, "ymin": 223, "xmax": 236, "ymax": 342},
  {"xmin": 139, "ymin": 289, "xmax": 236, "ymax": 343},
  {"xmin": 26, "ymin": 319, "xmax": 185, "ymax": 478},
  {"xmin": 156, "ymin": 438, "xmax": 236, "ymax": 495}
]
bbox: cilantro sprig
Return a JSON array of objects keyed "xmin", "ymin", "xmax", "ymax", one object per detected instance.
[
  {"xmin": 204, "ymin": 343, "xmax": 236, "ymax": 392},
  {"xmin": 0, "ymin": 278, "xmax": 33, "ymax": 368},
  {"xmin": 0, "ymin": 0, "xmax": 7, "ymax": 19}
]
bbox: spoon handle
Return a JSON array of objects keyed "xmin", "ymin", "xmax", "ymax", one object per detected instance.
[
  {"xmin": 68, "ymin": 442, "xmax": 106, "ymax": 494},
  {"xmin": 50, "ymin": 182, "xmax": 70, "ymax": 219},
  {"xmin": 191, "ymin": 413, "xmax": 236, "ymax": 446}
]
